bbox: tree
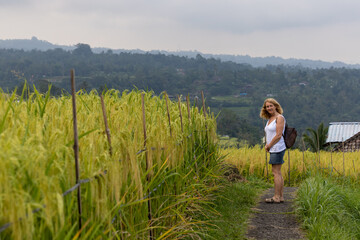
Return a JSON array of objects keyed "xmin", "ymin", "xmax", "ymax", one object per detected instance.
[
  {"xmin": 217, "ymin": 109, "xmax": 262, "ymax": 146},
  {"xmin": 72, "ymin": 43, "xmax": 93, "ymax": 56},
  {"xmin": 303, "ymin": 122, "xmax": 328, "ymax": 152}
]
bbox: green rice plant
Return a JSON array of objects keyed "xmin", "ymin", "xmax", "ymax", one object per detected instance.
[
  {"xmin": 296, "ymin": 176, "xmax": 360, "ymax": 239},
  {"xmin": 0, "ymin": 87, "xmax": 221, "ymax": 239}
]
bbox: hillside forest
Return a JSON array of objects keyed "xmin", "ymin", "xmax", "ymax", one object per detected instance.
[{"xmin": 1, "ymin": 44, "xmax": 360, "ymax": 147}]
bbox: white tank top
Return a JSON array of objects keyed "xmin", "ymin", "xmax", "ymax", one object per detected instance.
[{"xmin": 265, "ymin": 115, "xmax": 286, "ymax": 153}]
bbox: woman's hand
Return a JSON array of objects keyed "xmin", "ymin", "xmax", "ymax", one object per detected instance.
[{"xmin": 265, "ymin": 144, "xmax": 270, "ymax": 152}]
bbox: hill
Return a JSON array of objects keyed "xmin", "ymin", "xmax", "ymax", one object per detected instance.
[
  {"xmin": 1, "ymin": 44, "xmax": 360, "ymax": 146},
  {"xmin": 1, "ymin": 37, "xmax": 360, "ymax": 69}
]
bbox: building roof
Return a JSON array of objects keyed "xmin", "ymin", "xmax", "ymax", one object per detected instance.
[{"xmin": 326, "ymin": 122, "xmax": 360, "ymax": 143}]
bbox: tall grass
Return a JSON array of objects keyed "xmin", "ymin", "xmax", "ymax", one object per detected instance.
[
  {"xmin": 296, "ymin": 176, "xmax": 360, "ymax": 239},
  {"xmin": 204, "ymin": 176, "xmax": 270, "ymax": 239},
  {"xmin": 0, "ymin": 88, "xmax": 221, "ymax": 239}
]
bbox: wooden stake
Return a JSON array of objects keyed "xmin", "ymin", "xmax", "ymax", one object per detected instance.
[
  {"xmin": 100, "ymin": 94, "xmax": 112, "ymax": 156},
  {"xmin": 288, "ymin": 150, "xmax": 291, "ymax": 186},
  {"xmin": 317, "ymin": 128, "xmax": 320, "ymax": 171},
  {"xmin": 302, "ymin": 138, "xmax": 306, "ymax": 173},
  {"xmin": 342, "ymin": 138, "xmax": 345, "ymax": 176},
  {"xmin": 352, "ymin": 144, "xmax": 356, "ymax": 179},
  {"xmin": 178, "ymin": 95, "xmax": 183, "ymax": 133},
  {"xmin": 201, "ymin": 91, "xmax": 207, "ymax": 119},
  {"xmin": 70, "ymin": 69, "xmax": 82, "ymax": 230},
  {"xmin": 201, "ymin": 91, "xmax": 208, "ymax": 134},
  {"xmin": 186, "ymin": 95, "xmax": 191, "ymax": 122},
  {"xmin": 141, "ymin": 93, "xmax": 153, "ymax": 239},
  {"xmin": 330, "ymin": 142, "xmax": 333, "ymax": 176},
  {"xmin": 262, "ymin": 119, "xmax": 269, "ymax": 182},
  {"xmin": 165, "ymin": 93, "xmax": 172, "ymax": 137}
]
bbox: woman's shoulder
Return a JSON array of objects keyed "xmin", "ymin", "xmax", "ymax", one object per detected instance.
[{"xmin": 276, "ymin": 115, "xmax": 285, "ymax": 122}]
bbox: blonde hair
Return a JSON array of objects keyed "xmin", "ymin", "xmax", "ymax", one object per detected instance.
[{"xmin": 259, "ymin": 98, "xmax": 283, "ymax": 119}]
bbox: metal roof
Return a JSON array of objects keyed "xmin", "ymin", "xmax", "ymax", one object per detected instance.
[{"xmin": 326, "ymin": 122, "xmax": 360, "ymax": 143}]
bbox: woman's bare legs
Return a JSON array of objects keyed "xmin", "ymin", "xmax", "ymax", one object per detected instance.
[{"xmin": 272, "ymin": 164, "xmax": 284, "ymax": 201}]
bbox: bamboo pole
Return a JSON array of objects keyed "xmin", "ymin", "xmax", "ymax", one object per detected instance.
[
  {"xmin": 187, "ymin": 95, "xmax": 198, "ymax": 172},
  {"xmin": 70, "ymin": 69, "xmax": 82, "ymax": 230},
  {"xmin": 201, "ymin": 91, "xmax": 209, "ymax": 167},
  {"xmin": 352, "ymin": 144, "xmax": 356, "ymax": 179},
  {"xmin": 100, "ymin": 94, "xmax": 112, "ymax": 156},
  {"xmin": 201, "ymin": 91, "xmax": 208, "ymax": 139},
  {"xmin": 141, "ymin": 93, "xmax": 153, "ymax": 240},
  {"xmin": 262, "ymin": 119, "xmax": 269, "ymax": 182},
  {"xmin": 178, "ymin": 95, "xmax": 183, "ymax": 133},
  {"xmin": 342, "ymin": 138, "xmax": 345, "ymax": 176},
  {"xmin": 201, "ymin": 91, "xmax": 207, "ymax": 119},
  {"xmin": 165, "ymin": 93, "xmax": 172, "ymax": 137},
  {"xmin": 330, "ymin": 142, "xmax": 333, "ymax": 176},
  {"xmin": 302, "ymin": 138, "xmax": 306, "ymax": 173},
  {"xmin": 317, "ymin": 128, "xmax": 320, "ymax": 172},
  {"xmin": 288, "ymin": 150, "xmax": 291, "ymax": 186},
  {"xmin": 186, "ymin": 95, "xmax": 191, "ymax": 122}
]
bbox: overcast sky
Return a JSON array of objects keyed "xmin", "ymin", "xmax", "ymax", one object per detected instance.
[{"xmin": 1, "ymin": 0, "xmax": 360, "ymax": 64}]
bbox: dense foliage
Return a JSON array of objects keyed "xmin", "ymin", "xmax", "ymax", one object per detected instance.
[
  {"xmin": 1, "ymin": 45, "xmax": 360, "ymax": 146},
  {"xmin": 0, "ymin": 89, "xmax": 220, "ymax": 239},
  {"xmin": 296, "ymin": 177, "xmax": 360, "ymax": 239},
  {"xmin": 303, "ymin": 122, "xmax": 329, "ymax": 152}
]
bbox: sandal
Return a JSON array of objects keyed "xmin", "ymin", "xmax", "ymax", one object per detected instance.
[{"xmin": 265, "ymin": 197, "xmax": 281, "ymax": 204}]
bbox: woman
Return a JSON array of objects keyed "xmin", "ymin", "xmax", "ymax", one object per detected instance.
[{"xmin": 260, "ymin": 98, "xmax": 286, "ymax": 203}]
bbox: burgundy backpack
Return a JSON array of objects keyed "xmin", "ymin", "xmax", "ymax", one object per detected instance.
[{"xmin": 283, "ymin": 123, "xmax": 297, "ymax": 148}]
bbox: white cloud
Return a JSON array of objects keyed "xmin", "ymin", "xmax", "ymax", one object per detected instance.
[{"xmin": 1, "ymin": 0, "xmax": 360, "ymax": 63}]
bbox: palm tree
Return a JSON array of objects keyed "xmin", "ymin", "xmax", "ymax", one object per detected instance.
[{"xmin": 303, "ymin": 122, "xmax": 328, "ymax": 152}]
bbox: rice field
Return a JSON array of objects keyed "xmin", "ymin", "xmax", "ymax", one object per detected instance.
[
  {"xmin": 0, "ymin": 87, "xmax": 220, "ymax": 239},
  {"xmin": 221, "ymin": 146, "xmax": 360, "ymax": 184}
]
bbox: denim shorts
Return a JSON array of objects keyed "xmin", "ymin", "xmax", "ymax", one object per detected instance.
[{"xmin": 269, "ymin": 150, "xmax": 285, "ymax": 165}]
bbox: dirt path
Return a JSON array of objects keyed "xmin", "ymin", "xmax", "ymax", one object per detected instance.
[{"xmin": 246, "ymin": 187, "xmax": 306, "ymax": 240}]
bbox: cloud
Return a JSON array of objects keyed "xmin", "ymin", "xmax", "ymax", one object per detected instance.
[
  {"xmin": 1, "ymin": 0, "xmax": 360, "ymax": 63},
  {"xmin": 5, "ymin": 0, "xmax": 360, "ymax": 34},
  {"xmin": 0, "ymin": 0, "xmax": 32, "ymax": 7},
  {"xmin": 49, "ymin": 0, "xmax": 360, "ymax": 34}
]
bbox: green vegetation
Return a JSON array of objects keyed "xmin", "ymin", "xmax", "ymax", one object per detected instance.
[
  {"xmin": 303, "ymin": 122, "xmax": 329, "ymax": 152},
  {"xmin": 223, "ymin": 146, "xmax": 360, "ymax": 239},
  {"xmin": 296, "ymin": 176, "xmax": 360, "ymax": 240},
  {"xmin": 3, "ymin": 45, "xmax": 360, "ymax": 239},
  {"xmin": 1, "ymin": 47, "xmax": 360, "ymax": 146},
  {"xmin": 0, "ymin": 88, "xmax": 221, "ymax": 239},
  {"xmin": 203, "ymin": 176, "xmax": 270, "ymax": 239},
  {"xmin": 216, "ymin": 109, "xmax": 262, "ymax": 146}
]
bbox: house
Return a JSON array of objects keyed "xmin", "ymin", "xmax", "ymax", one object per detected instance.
[
  {"xmin": 326, "ymin": 122, "xmax": 360, "ymax": 152},
  {"xmin": 333, "ymin": 132, "xmax": 360, "ymax": 152}
]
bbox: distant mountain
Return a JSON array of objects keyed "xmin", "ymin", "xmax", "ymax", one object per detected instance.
[
  {"xmin": 1, "ymin": 37, "xmax": 359, "ymax": 69},
  {"xmin": 0, "ymin": 37, "xmax": 74, "ymax": 51}
]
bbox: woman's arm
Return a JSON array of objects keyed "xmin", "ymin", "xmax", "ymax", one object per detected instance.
[{"xmin": 265, "ymin": 116, "xmax": 285, "ymax": 151}]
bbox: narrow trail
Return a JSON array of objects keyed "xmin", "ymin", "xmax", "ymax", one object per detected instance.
[{"xmin": 246, "ymin": 187, "xmax": 306, "ymax": 240}]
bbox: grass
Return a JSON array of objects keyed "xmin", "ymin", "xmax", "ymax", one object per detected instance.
[
  {"xmin": 296, "ymin": 176, "xmax": 360, "ymax": 240},
  {"xmin": 203, "ymin": 176, "xmax": 270, "ymax": 239}
]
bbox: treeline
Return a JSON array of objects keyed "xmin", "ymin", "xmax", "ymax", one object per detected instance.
[{"xmin": 1, "ymin": 44, "xmax": 360, "ymax": 146}]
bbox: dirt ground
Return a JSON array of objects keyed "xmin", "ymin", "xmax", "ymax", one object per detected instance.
[{"xmin": 245, "ymin": 187, "xmax": 306, "ymax": 240}]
